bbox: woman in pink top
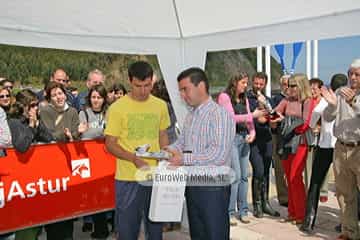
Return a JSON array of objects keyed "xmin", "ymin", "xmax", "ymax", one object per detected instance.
[
  {"xmin": 273, "ymin": 73, "xmax": 314, "ymax": 224},
  {"xmin": 218, "ymin": 72, "xmax": 265, "ymax": 225}
]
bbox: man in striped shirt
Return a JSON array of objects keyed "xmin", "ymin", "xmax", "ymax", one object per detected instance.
[{"xmin": 165, "ymin": 67, "xmax": 235, "ymax": 240}]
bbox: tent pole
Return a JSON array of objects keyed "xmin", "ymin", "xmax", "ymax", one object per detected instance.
[
  {"xmin": 265, "ymin": 45, "xmax": 271, "ymax": 96},
  {"xmin": 257, "ymin": 46, "xmax": 263, "ymax": 72},
  {"xmin": 313, "ymin": 40, "xmax": 318, "ymax": 78},
  {"xmin": 306, "ymin": 40, "xmax": 312, "ymax": 79}
]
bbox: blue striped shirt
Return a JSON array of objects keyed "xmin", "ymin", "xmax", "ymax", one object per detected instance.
[{"xmin": 170, "ymin": 98, "xmax": 235, "ymax": 166}]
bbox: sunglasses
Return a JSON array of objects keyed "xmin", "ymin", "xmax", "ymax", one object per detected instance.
[
  {"xmin": 4, "ymin": 85, "xmax": 13, "ymax": 90},
  {"xmin": 0, "ymin": 94, "xmax": 10, "ymax": 99},
  {"xmin": 288, "ymin": 84, "xmax": 297, "ymax": 88},
  {"xmin": 29, "ymin": 102, "xmax": 39, "ymax": 108}
]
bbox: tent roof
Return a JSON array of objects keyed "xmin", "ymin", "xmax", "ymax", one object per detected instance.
[
  {"xmin": 1, "ymin": 0, "xmax": 360, "ymax": 40},
  {"xmin": 1, "ymin": 0, "xmax": 360, "ymax": 126}
]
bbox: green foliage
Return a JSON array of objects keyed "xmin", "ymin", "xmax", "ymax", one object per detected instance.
[{"xmin": 0, "ymin": 44, "xmax": 161, "ymax": 91}]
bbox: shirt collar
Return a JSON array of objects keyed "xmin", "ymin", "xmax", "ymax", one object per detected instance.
[{"xmin": 191, "ymin": 97, "xmax": 212, "ymax": 114}]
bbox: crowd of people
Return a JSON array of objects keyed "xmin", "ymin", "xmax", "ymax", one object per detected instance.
[
  {"xmin": 0, "ymin": 58, "xmax": 360, "ymax": 240},
  {"xmin": 0, "ymin": 69, "xmax": 128, "ymax": 240}
]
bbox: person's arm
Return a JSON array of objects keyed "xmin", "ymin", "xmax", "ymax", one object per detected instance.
[
  {"xmin": 159, "ymin": 129, "xmax": 169, "ymax": 149},
  {"xmin": 35, "ymin": 120, "xmax": 54, "ymax": 143},
  {"xmin": 217, "ymin": 93, "xmax": 251, "ymax": 123},
  {"xmin": 0, "ymin": 108, "xmax": 11, "ymax": 147},
  {"xmin": 245, "ymin": 98, "xmax": 255, "ymax": 139},
  {"xmin": 70, "ymin": 108, "xmax": 80, "ymax": 140},
  {"xmin": 105, "ymin": 135, "xmax": 148, "ymax": 168},
  {"xmin": 350, "ymin": 94, "xmax": 360, "ymax": 116},
  {"xmin": 322, "ymin": 86, "xmax": 338, "ymax": 122},
  {"xmin": 8, "ymin": 119, "xmax": 34, "ymax": 153}
]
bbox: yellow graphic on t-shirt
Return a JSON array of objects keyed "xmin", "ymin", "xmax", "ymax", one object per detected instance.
[{"xmin": 127, "ymin": 113, "xmax": 159, "ymax": 140}]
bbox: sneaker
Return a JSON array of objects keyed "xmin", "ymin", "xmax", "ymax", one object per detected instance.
[
  {"xmin": 239, "ymin": 215, "xmax": 251, "ymax": 224},
  {"xmin": 82, "ymin": 222, "xmax": 93, "ymax": 232},
  {"xmin": 229, "ymin": 216, "xmax": 238, "ymax": 226},
  {"xmin": 320, "ymin": 196, "xmax": 328, "ymax": 203}
]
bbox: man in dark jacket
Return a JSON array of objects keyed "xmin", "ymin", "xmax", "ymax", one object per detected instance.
[{"xmin": 248, "ymin": 72, "xmax": 280, "ymax": 218}]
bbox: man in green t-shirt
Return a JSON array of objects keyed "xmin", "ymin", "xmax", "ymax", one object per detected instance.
[{"xmin": 105, "ymin": 61, "xmax": 170, "ymax": 240}]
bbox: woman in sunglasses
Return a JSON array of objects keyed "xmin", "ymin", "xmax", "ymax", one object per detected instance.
[
  {"xmin": 7, "ymin": 89, "xmax": 53, "ymax": 153},
  {"xmin": 271, "ymin": 73, "xmax": 314, "ymax": 225},
  {"xmin": 6, "ymin": 89, "xmax": 53, "ymax": 240},
  {"xmin": 0, "ymin": 86, "xmax": 12, "ymax": 113}
]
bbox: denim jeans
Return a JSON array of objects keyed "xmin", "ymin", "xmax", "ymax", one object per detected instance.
[{"xmin": 228, "ymin": 134, "xmax": 250, "ymax": 217}]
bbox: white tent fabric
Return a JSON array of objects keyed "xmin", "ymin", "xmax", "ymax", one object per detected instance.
[{"xmin": 1, "ymin": 0, "xmax": 360, "ymax": 125}]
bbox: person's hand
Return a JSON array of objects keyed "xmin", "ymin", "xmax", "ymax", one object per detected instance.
[
  {"xmin": 339, "ymin": 87, "xmax": 356, "ymax": 105},
  {"xmin": 257, "ymin": 91, "xmax": 266, "ymax": 105},
  {"xmin": 252, "ymin": 108, "xmax": 267, "ymax": 119},
  {"xmin": 294, "ymin": 123, "xmax": 309, "ymax": 135},
  {"xmin": 133, "ymin": 156, "xmax": 150, "ymax": 170},
  {"xmin": 64, "ymin": 128, "xmax": 73, "ymax": 141},
  {"xmin": 28, "ymin": 108, "xmax": 38, "ymax": 128},
  {"xmin": 163, "ymin": 147, "xmax": 183, "ymax": 166},
  {"xmin": 313, "ymin": 124, "xmax": 321, "ymax": 134},
  {"xmin": 269, "ymin": 112, "xmax": 283, "ymax": 128},
  {"xmin": 245, "ymin": 134, "xmax": 255, "ymax": 143},
  {"xmin": 321, "ymin": 86, "xmax": 337, "ymax": 106},
  {"xmin": 78, "ymin": 122, "xmax": 88, "ymax": 134}
]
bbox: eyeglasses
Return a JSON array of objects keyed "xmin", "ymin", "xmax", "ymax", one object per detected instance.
[
  {"xmin": 29, "ymin": 102, "xmax": 39, "ymax": 108},
  {"xmin": 56, "ymin": 79, "xmax": 70, "ymax": 83},
  {"xmin": 288, "ymin": 84, "xmax": 297, "ymax": 88},
  {"xmin": 0, "ymin": 94, "xmax": 10, "ymax": 99}
]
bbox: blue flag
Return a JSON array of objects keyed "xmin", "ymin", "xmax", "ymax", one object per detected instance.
[{"xmin": 291, "ymin": 42, "xmax": 303, "ymax": 73}]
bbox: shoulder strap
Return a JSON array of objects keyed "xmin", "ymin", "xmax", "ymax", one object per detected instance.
[{"xmin": 84, "ymin": 109, "xmax": 89, "ymax": 123}]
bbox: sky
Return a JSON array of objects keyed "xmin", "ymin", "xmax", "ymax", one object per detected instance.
[{"xmin": 271, "ymin": 35, "xmax": 360, "ymax": 85}]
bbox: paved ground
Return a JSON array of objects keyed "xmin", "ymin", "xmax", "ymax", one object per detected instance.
[{"xmin": 35, "ymin": 170, "xmax": 342, "ymax": 240}]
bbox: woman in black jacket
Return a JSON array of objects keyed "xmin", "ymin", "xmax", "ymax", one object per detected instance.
[
  {"xmin": 7, "ymin": 89, "xmax": 53, "ymax": 240},
  {"xmin": 7, "ymin": 89, "xmax": 53, "ymax": 153}
]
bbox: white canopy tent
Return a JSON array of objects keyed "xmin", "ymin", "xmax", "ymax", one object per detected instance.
[{"xmin": 1, "ymin": 0, "xmax": 360, "ymax": 125}]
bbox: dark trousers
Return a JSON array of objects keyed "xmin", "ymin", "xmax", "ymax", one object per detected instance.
[
  {"xmin": 306, "ymin": 147, "xmax": 333, "ymax": 226},
  {"xmin": 45, "ymin": 220, "xmax": 74, "ymax": 240},
  {"xmin": 250, "ymin": 141, "xmax": 273, "ymax": 181},
  {"xmin": 186, "ymin": 186, "xmax": 230, "ymax": 240},
  {"xmin": 115, "ymin": 181, "xmax": 162, "ymax": 240}
]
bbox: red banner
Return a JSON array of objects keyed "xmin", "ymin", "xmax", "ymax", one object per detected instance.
[{"xmin": 0, "ymin": 139, "xmax": 116, "ymax": 234}]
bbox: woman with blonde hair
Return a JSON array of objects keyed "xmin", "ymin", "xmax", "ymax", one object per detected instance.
[{"xmin": 272, "ymin": 73, "xmax": 314, "ymax": 224}]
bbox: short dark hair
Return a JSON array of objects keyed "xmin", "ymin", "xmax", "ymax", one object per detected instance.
[
  {"xmin": 45, "ymin": 82, "xmax": 66, "ymax": 101},
  {"xmin": 177, "ymin": 67, "xmax": 209, "ymax": 93},
  {"xmin": 128, "ymin": 61, "xmax": 153, "ymax": 81},
  {"xmin": 309, "ymin": 78, "xmax": 323, "ymax": 88},
  {"xmin": 253, "ymin": 72, "xmax": 268, "ymax": 83},
  {"xmin": 330, "ymin": 73, "xmax": 348, "ymax": 91}
]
